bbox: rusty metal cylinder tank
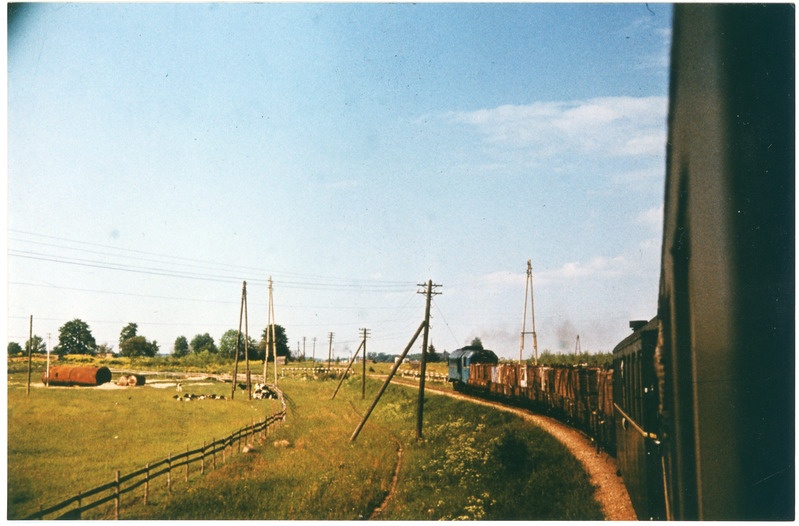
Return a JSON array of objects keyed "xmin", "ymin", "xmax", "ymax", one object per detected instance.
[
  {"xmin": 126, "ymin": 374, "xmax": 146, "ymax": 386},
  {"xmin": 43, "ymin": 366, "xmax": 112, "ymax": 386}
]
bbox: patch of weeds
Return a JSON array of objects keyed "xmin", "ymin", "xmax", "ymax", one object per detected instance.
[{"xmin": 492, "ymin": 429, "xmax": 534, "ymax": 476}]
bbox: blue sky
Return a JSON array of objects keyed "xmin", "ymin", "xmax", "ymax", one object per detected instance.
[{"xmin": 7, "ymin": 3, "xmax": 673, "ymax": 360}]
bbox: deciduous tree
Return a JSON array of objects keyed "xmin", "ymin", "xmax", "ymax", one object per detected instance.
[
  {"xmin": 25, "ymin": 335, "xmax": 47, "ymax": 354},
  {"xmin": 173, "ymin": 336, "xmax": 189, "ymax": 358},
  {"xmin": 190, "ymin": 333, "xmax": 217, "ymax": 354},
  {"xmin": 119, "ymin": 336, "xmax": 158, "ymax": 357},
  {"xmin": 55, "ymin": 319, "xmax": 97, "ymax": 356},
  {"xmin": 119, "ymin": 323, "xmax": 138, "ymax": 345},
  {"xmin": 219, "ymin": 329, "xmax": 258, "ymax": 360}
]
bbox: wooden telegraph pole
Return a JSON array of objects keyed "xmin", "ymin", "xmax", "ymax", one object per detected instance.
[
  {"xmin": 331, "ymin": 337, "xmax": 365, "ymax": 400},
  {"xmin": 361, "ymin": 327, "xmax": 369, "ymax": 399},
  {"xmin": 231, "ymin": 281, "xmax": 247, "ymax": 399},
  {"xmin": 261, "ymin": 278, "xmax": 278, "ymax": 386},
  {"xmin": 351, "ymin": 279, "xmax": 441, "ymax": 442},
  {"xmin": 267, "ymin": 277, "xmax": 278, "ymax": 386},
  {"xmin": 327, "ymin": 332, "xmax": 334, "ymax": 373},
  {"xmin": 46, "ymin": 332, "xmax": 51, "ymax": 387},
  {"xmin": 416, "ymin": 280, "xmax": 441, "ymax": 440},
  {"xmin": 519, "ymin": 260, "xmax": 539, "ymax": 365},
  {"xmin": 244, "ymin": 282, "xmax": 251, "ymax": 400},
  {"xmin": 26, "ymin": 315, "xmax": 33, "ymax": 395},
  {"xmin": 350, "ymin": 321, "xmax": 426, "ymax": 442}
]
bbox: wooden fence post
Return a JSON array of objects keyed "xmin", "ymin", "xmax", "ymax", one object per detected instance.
[
  {"xmin": 114, "ymin": 470, "xmax": 120, "ymax": 520},
  {"xmin": 19, "ymin": 401, "xmax": 287, "ymax": 521}
]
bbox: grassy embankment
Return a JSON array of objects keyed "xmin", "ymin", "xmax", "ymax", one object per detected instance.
[{"xmin": 8, "ymin": 360, "xmax": 603, "ymax": 520}]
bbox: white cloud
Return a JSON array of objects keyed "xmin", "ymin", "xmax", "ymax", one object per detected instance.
[
  {"xmin": 450, "ymin": 96, "xmax": 668, "ymax": 158},
  {"xmin": 539, "ymin": 256, "xmax": 628, "ymax": 283}
]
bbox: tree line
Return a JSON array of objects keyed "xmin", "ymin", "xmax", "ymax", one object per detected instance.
[
  {"xmin": 7, "ymin": 318, "xmax": 292, "ymax": 361},
  {"xmin": 10, "ymin": 324, "xmax": 613, "ymax": 368}
]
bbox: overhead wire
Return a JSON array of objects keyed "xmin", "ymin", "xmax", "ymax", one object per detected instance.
[
  {"xmin": 10, "ymin": 229, "xmax": 416, "ymax": 290},
  {"xmin": 432, "ymin": 297, "xmax": 463, "ymax": 349},
  {"xmin": 8, "ymin": 230, "xmax": 439, "ymax": 350}
]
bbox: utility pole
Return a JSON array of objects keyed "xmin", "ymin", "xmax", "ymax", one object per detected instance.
[
  {"xmin": 416, "ymin": 280, "xmax": 441, "ymax": 440},
  {"xmin": 327, "ymin": 332, "xmax": 334, "ymax": 373},
  {"xmin": 268, "ymin": 277, "xmax": 278, "ymax": 386},
  {"xmin": 303, "ymin": 336, "xmax": 306, "ymax": 362},
  {"xmin": 264, "ymin": 310, "xmax": 277, "ymax": 384},
  {"xmin": 245, "ymin": 281, "xmax": 252, "ymax": 400},
  {"xmin": 244, "ymin": 282, "xmax": 251, "ymax": 400},
  {"xmin": 351, "ymin": 321, "xmax": 426, "ymax": 443},
  {"xmin": 331, "ymin": 337, "xmax": 365, "ymax": 400},
  {"xmin": 26, "ymin": 315, "xmax": 33, "ymax": 395},
  {"xmin": 231, "ymin": 281, "xmax": 247, "ymax": 399},
  {"xmin": 360, "ymin": 327, "xmax": 370, "ymax": 399},
  {"xmin": 263, "ymin": 277, "xmax": 278, "ymax": 385},
  {"xmin": 312, "ymin": 337, "xmax": 317, "ymax": 367},
  {"xmin": 46, "ymin": 332, "xmax": 51, "ymax": 387},
  {"xmin": 519, "ymin": 260, "xmax": 539, "ymax": 365}
]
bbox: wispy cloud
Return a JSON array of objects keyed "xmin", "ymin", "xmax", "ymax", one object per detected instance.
[
  {"xmin": 450, "ymin": 96, "xmax": 668, "ymax": 158},
  {"xmin": 538, "ymin": 256, "xmax": 628, "ymax": 282}
]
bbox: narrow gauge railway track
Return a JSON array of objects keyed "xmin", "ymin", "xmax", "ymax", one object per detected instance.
[{"xmin": 386, "ymin": 376, "xmax": 636, "ymax": 521}]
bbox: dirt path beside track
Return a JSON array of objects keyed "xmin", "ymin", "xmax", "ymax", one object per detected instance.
[{"xmin": 390, "ymin": 378, "xmax": 637, "ymax": 521}]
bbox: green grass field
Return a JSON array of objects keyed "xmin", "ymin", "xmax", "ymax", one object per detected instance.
[
  {"xmin": 8, "ymin": 364, "xmax": 602, "ymax": 520},
  {"xmin": 7, "ymin": 371, "xmax": 280, "ymax": 519}
]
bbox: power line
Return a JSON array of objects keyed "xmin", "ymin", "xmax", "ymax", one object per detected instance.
[
  {"xmin": 10, "ymin": 229, "xmax": 416, "ymax": 290},
  {"xmin": 11, "ymin": 249, "xmax": 414, "ymax": 292},
  {"xmin": 431, "ymin": 297, "xmax": 462, "ymax": 349},
  {"xmin": 10, "ymin": 281, "xmax": 422, "ymax": 312},
  {"xmin": 9, "ymin": 281, "xmax": 245, "ymax": 305}
]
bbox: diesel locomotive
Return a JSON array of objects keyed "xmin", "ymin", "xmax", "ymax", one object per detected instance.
[{"xmin": 448, "ymin": 4, "xmax": 794, "ymax": 520}]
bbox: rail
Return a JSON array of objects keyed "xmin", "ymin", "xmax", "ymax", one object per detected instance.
[{"xmin": 24, "ymin": 386, "xmax": 287, "ymax": 520}]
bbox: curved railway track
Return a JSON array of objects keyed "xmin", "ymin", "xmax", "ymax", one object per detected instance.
[{"xmin": 387, "ymin": 377, "xmax": 637, "ymax": 521}]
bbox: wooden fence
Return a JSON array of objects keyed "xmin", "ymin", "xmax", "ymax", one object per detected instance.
[
  {"xmin": 279, "ymin": 366, "xmax": 353, "ymax": 377},
  {"xmin": 25, "ymin": 397, "xmax": 287, "ymax": 520},
  {"xmin": 279, "ymin": 366, "xmax": 446, "ymax": 383},
  {"xmin": 398, "ymin": 369, "xmax": 448, "ymax": 383}
]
